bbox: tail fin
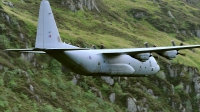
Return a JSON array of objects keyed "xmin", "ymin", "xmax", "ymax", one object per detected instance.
[{"xmin": 35, "ymin": 0, "xmax": 62, "ymax": 48}]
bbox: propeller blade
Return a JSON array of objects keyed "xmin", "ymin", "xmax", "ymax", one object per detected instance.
[
  {"xmin": 144, "ymin": 42, "xmax": 148, "ymax": 48},
  {"xmin": 171, "ymin": 40, "xmax": 176, "ymax": 46},
  {"xmin": 180, "ymin": 42, "xmax": 183, "ymax": 46},
  {"xmin": 178, "ymin": 52, "xmax": 186, "ymax": 56}
]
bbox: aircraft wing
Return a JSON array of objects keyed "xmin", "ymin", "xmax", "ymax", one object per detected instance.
[{"xmin": 99, "ymin": 45, "xmax": 200, "ymax": 55}]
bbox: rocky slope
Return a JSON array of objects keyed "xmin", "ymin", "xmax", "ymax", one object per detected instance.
[{"xmin": 1, "ymin": 0, "xmax": 200, "ymax": 111}]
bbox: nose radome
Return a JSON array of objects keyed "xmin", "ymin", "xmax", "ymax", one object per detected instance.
[{"xmin": 156, "ymin": 65, "xmax": 160, "ymax": 72}]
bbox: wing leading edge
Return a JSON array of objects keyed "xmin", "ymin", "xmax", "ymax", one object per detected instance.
[{"xmin": 98, "ymin": 45, "xmax": 200, "ymax": 55}]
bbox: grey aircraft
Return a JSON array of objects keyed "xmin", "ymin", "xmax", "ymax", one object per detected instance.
[{"xmin": 5, "ymin": 0, "xmax": 200, "ymax": 77}]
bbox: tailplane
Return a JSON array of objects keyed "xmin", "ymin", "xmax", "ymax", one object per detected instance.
[
  {"xmin": 35, "ymin": 0, "xmax": 63, "ymax": 48},
  {"xmin": 4, "ymin": 0, "xmax": 89, "ymax": 53}
]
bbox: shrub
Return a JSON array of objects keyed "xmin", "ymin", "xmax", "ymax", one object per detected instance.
[
  {"xmin": 41, "ymin": 105, "xmax": 54, "ymax": 112},
  {"xmin": 113, "ymin": 83, "xmax": 123, "ymax": 94},
  {"xmin": 8, "ymin": 80, "xmax": 17, "ymax": 88},
  {"xmin": 55, "ymin": 108, "xmax": 63, "ymax": 112},
  {"xmin": 51, "ymin": 92, "xmax": 57, "ymax": 100},
  {"xmin": 49, "ymin": 60, "xmax": 62, "ymax": 75},
  {"xmin": 41, "ymin": 78, "xmax": 51, "ymax": 87},
  {"xmin": 0, "ymin": 78, "xmax": 4, "ymax": 86}
]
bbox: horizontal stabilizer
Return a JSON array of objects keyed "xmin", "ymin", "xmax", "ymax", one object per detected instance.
[{"xmin": 4, "ymin": 48, "xmax": 90, "ymax": 53}]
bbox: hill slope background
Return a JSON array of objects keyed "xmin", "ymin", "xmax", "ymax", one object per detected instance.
[{"xmin": 1, "ymin": 0, "xmax": 200, "ymax": 111}]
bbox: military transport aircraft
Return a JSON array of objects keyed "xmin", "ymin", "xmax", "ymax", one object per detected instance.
[{"xmin": 5, "ymin": 0, "xmax": 200, "ymax": 76}]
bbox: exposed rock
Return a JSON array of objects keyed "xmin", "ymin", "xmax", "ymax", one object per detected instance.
[
  {"xmin": 109, "ymin": 93, "xmax": 115, "ymax": 103},
  {"xmin": 180, "ymin": 30, "xmax": 187, "ymax": 35},
  {"xmin": 180, "ymin": 71, "xmax": 185, "ymax": 76},
  {"xmin": 171, "ymin": 101, "xmax": 176, "ymax": 109},
  {"xmin": 134, "ymin": 97, "xmax": 149, "ymax": 111},
  {"xmin": 124, "ymin": 77, "xmax": 128, "ymax": 80},
  {"xmin": 21, "ymin": 53, "xmax": 34, "ymax": 62},
  {"xmin": 0, "ymin": 64, "xmax": 4, "ymax": 70},
  {"xmin": 167, "ymin": 64, "xmax": 178, "ymax": 77},
  {"xmin": 87, "ymin": 0, "xmax": 92, "ymax": 10},
  {"xmin": 35, "ymin": 95, "xmax": 41, "ymax": 103},
  {"xmin": 8, "ymin": 1, "xmax": 14, "ymax": 7},
  {"xmin": 185, "ymin": 85, "xmax": 191, "ymax": 93},
  {"xmin": 127, "ymin": 97, "xmax": 137, "ymax": 112},
  {"xmin": 90, "ymin": 87, "xmax": 103, "ymax": 99},
  {"xmin": 174, "ymin": 67, "xmax": 178, "ymax": 77},
  {"xmin": 173, "ymin": 24, "xmax": 179, "ymax": 33},
  {"xmin": 69, "ymin": 2, "xmax": 76, "ymax": 12},
  {"xmin": 142, "ymin": 86, "xmax": 147, "ymax": 92},
  {"xmin": 2, "ymin": 1, "xmax": 14, "ymax": 7},
  {"xmin": 167, "ymin": 64, "xmax": 174, "ymax": 77},
  {"xmin": 20, "ymin": 33, "xmax": 24, "ymax": 40},
  {"xmin": 134, "ymin": 12, "xmax": 146, "ymax": 19},
  {"xmin": 5, "ymin": 14, "xmax": 10, "ymax": 23},
  {"xmin": 118, "ymin": 77, "xmax": 120, "ymax": 83},
  {"xmin": 76, "ymin": 74, "xmax": 80, "ymax": 79},
  {"xmin": 30, "ymin": 85, "xmax": 34, "ymax": 92},
  {"xmin": 195, "ymin": 30, "xmax": 200, "ymax": 38},
  {"xmin": 62, "ymin": 0, "xmax": 100, "ymax": 12},
  {"xmin": 194, "ymin": 82, "xmax": 200, "ymax": 93},
  {"xmin": 17, "ymin": 24, "xmax": 21, "ymax": 30},
  {"xmin": 179, "ymin": 103, "xmax": 186, "ymax": 112},
  {"xmin": 72, "ymin": 74, "xmax": 80, "ymax": 85},
  {"xmin": 77, "ymin": 1, "xmax": 84, "ymax": 10},
  {"xmin": 171, "ymin": 84, "xmax": 175, "ymax": 95},
  {"xmin": 101, "ymin": 76, "xmax": 114, "ymax": 85},
  {"xmin": 22, "ymin": 71, "xmax": 31, "ymax": 83},
  {"xmin": 167, "ymin": 11, "xmax": 175, "ymax": 18},
  {"xmin": 72, "ymin": 76, "xmax": 77, "ymax": 85},
  {"xmin": 137, "ymin": 105, "xmax": 148, "ymax": 112},
  {"xmin": 147, "ymin": 89, "xmax": 154, "ymax": 96}
]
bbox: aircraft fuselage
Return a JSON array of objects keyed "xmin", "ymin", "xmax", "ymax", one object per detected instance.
[{"xmin": 47, "ymin": 50, "xmax": 160, "ymax": 76}]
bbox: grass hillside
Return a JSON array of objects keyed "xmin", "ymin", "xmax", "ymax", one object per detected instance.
[{"xmin": 0, "ymin": 0, "xmax": 200, "ymax": 111}]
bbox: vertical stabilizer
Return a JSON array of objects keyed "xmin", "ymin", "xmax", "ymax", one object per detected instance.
[{"xmin": 35, "ymin": 0, "xmax": 63, "ymax": 48}]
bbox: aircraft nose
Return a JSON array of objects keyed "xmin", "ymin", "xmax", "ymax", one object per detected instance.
[{"xmin": 156, "ymin": 65, "xmax": 160, "ymax": 72}]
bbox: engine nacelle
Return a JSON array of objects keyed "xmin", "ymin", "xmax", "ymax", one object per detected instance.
[
  {"xmin": 160, "ymin": 50, "xmax": 178, "ymax": 60},
  {"xmin": 131, "ymin": 53, "xmax": 151, "ymax": 62}
]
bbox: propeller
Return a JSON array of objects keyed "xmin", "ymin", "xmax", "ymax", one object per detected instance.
[
  {"xmin": 171, "ymin": 40, "xmax": 176, "ymax": 46},
  {"xmin": 144, "ymin": 42, "xmax": 152, "ymax": 57},
  {"xmin": 171, "ymin": 40, "xmax": 186, "ymax": 56},
  {"xmin": 171, "ymin": 40, "xmax": 184, "ymax": 46},
  {"xmin": 144, "ymin": 42, "xmax": 157, "ymax": 47},
  {"xmin": 180, "ymin": 42, "xmax": 184, "ymax": 46},
  {"xmin": 144, "ymin": 42, "xmax": 149, "ymax": 48}
]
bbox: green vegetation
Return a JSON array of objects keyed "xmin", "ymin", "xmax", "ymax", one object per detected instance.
[{"xmin": 0, "ymin": 0, "xmax": 200, "ymax": 111}]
